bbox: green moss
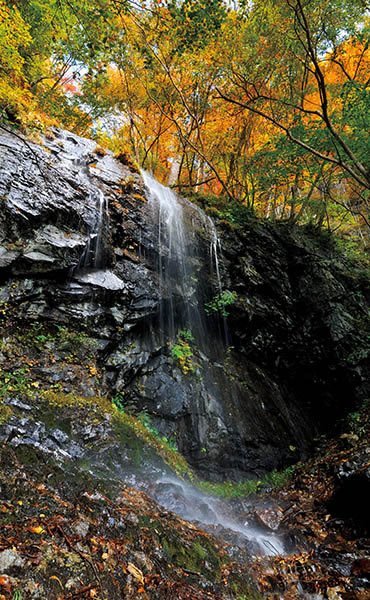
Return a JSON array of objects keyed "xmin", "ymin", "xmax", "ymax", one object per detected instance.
[
  {"xmin": 198, "ymin": 479, "xmax": 260, "ymax": 499},
  {"xmin": 0, "ymin": 399, "xmax": 12, "ymax": 424},
  {"xmin": 38, "ymin": 389, "xmax": 195, "ymax": 481},
  {"xmin": 12, "ymin": 445, "xmax": 41, "ymax": 466},
  {"xmin": 197, "ymin": 465, "xmax": 297, "ymax": 499},
  {"xmin": 230, "ymin": 578, "xmax": 263, "ymax": 600},
  {"xmin": 161, "ymin": 535, "xmax": 221, "ymax": 578},
  {"xmin": 111, "ymin": 407, "xmax": 194, "ymax": 479}
]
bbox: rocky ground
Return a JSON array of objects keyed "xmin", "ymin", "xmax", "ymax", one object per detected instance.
[
  {"xmin": 0, "ymin": 396, "xmax": 369, "ymax": 599},
  {"xmin": 250, "ymin": 403, "xmax": 370, "ymax": 599},
  {"xmin": 0, "ymin": 443, "xmax": 259, "ymax": 600}
]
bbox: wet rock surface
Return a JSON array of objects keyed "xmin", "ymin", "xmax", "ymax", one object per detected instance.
[
  {"xmin": 0, "ymin": 128, "xmax": 369, "ymax": 481},
  {"xmin": 0, "ymin": 127, "xmax": 369, "ymax": 598}
]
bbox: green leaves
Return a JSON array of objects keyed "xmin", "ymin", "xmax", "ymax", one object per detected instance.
[
  {"xmin": 205, "ymin": 291, "xmax": 237, "ymax": 318},
  {"xmin": 0, "ymin": 0, "xmax": 128, "ymax": 129},
  {"xmin": 167, "ymin": 0, "xmax": 227, "ymax": 53},
  {"xmin": 171, "ymin": 329, "xmax": 199, "ymax": 375}
]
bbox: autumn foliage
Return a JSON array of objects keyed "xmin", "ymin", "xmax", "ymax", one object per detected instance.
[{"xmin": 0, "ymin": 0, "xmax": 368, "ymax": 234}]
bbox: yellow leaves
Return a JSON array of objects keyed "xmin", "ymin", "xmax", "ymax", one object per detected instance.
[
  {"xmin": 90, "ymin": 537, "xmax": 99, "ymax": 546},
  {"xmin": 0, "ymin": 0, "xmax": 32, "ymax": 75},
  {"xmin": 127, "ymin": 562, "xmax": 145, "ymax": 585},
  {"xmin": 132, "ymin": 193, "xmax": 147, "ymax": 202}
]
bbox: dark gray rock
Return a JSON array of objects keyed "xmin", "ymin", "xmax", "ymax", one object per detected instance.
[
  {"xmin": 327, "ymin": 447, "xmax": 370, "ymax": 534},
  {"xmin": 0, "ymin": 128, "xmax": 368, "ymax": 483}
]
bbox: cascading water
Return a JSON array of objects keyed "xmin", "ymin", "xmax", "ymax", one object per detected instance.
[
  {"xmin": 75, "ymin": 160, "xmax": 109, "ymax": 272},
  {"xmin": 150, "ymin": 475, "xmax": 287, "ymax": 557},
  {"xmin": 184, "ymin": 197, "xmax": 230, "ymax": 345},
  {"xmin": 141, "ymin": 171, "xmax": 210, "ymax": 347},
  {"xmin": 141, "ymin": 170, "xmax": 229, "ymax": 353},
  {"xmin": 138, "ymin": 172, "xmax": 289, "ymax": 557},
  {"xmin": 141, "ymin": 170, "xmax": 187, "ymax": 340}
]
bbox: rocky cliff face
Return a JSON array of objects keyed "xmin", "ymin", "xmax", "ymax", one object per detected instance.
[{"xmin": 0, "ymin": 128, "xmax": 368, "ymax": 483}]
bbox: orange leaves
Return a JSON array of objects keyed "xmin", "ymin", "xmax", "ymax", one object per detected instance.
[{"xmin": 29, "ymin": 525, "xmax": 45, "ymax": 534}]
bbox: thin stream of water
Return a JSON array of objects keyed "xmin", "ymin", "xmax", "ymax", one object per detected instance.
[{"xmin": 75, "ymin": 160, "xmax": 109, "ymax": 271}]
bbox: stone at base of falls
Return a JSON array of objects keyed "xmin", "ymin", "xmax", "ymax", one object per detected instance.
[
  {"xmin": 0, "ymin": 549, "xmax": 25, "ymax": 572},
  {"xmin": 254, "ymin": 507, "xmax": 284, "ymax": 531}
]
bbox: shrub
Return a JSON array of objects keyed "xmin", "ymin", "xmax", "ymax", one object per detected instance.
[
  {"xmin": 205, "ymin": 290, "xmax": 237, "ymax": 317},
  {"xmin": 171, "ymin": 329, "xmax": 200, "ymax": 375}
]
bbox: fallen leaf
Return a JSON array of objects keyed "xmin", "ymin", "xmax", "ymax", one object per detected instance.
[
  {"xmin": 49, "ymin": 576, "xmax": 63, "ymax": 589},
  {"xmin": 30, "ymin": 525, "xmax": 45, "ymax": 534},
  {"xmin": 127, "ymin": 562, "xmax": 144, "ymax": 585}
]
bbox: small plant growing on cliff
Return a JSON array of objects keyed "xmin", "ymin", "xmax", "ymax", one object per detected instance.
[
  {"xmin": 205, "ymin": 290, "xmax": 237, "ymax": 318},
  {"xmin": 138, "ymin": 412, "xmax": 177, "ymax": 451},
  {"xmin": 0, "ymin": 368, "xmax": 39, "ymax": 399},
  {"xmin": 347, "ymin": 400, "xmax": 369, "ymax": 438},
  {"xmin": 112, "ymin": 393, "xmax": 125, "ymax": 412},
  {"xmin": 171, "ymin": 330, "xmax": 199, "ymax": 375}
]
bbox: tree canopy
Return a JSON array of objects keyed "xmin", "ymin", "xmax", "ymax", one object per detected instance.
[{"xmin": 0, "ymin": 0, "xmax": 368, "ymax": 234}]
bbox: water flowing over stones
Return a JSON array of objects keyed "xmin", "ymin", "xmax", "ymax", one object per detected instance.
[{"xmin": 141, "ymin": 170, "xmax": 196, "ymax": 341}]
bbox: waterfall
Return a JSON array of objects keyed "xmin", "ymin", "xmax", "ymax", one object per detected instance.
[
  {"xmin": 141, "ymin": 171, "xmax": 187, "ymax": 340},
  {"xmin": 141, "ymin": 170, "xmax": 232, "ymax": 356},
  {"xmin": 142, "ymin": 171, "xmax": 212, "ymax": 346},
  {"xmin": 75, "ymin": 160, "xmax": 109, "ymax": 271}
]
